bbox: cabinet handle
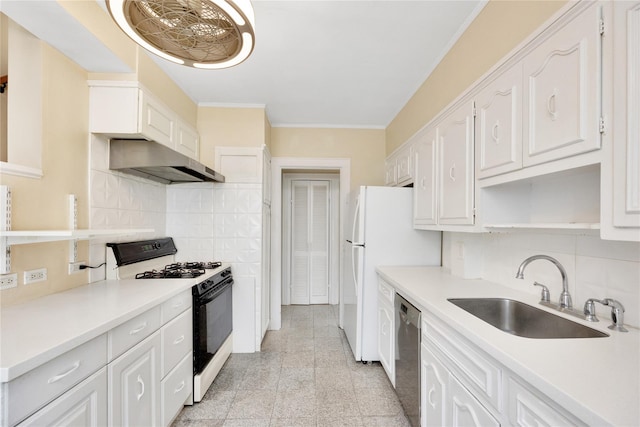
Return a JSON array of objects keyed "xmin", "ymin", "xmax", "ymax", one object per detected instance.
[
  {"xmin": 428, "ymin": 386, "xmax": 436, "ymax": 408},
  {"xmin": 491, "ymin": 121, "xmax": 499, "ymax": 143},
  {"xmin": 449, "ymin": 164, "xmax": 456, "ymax": 182},
  {"xmin": 173, "ymin": 335, "xmax": 185, "ymax": 345},
  {"xmin": 136, "ymin": 375, "xmax": 145, "ymax": 401},
  {"xmin": 129, "ymin": 322, "xmax": 147, "ymax": 335},
  {"xmin": 174, "ymin": 381, "xmax": 186, "ymax": 394},
  {"xmin": 47, "ymin": 361, "xmax": 81, "ymax": 384},
  {"xmin": 547, "ymin": 91, "xmax": 558, "ymax": 120}
]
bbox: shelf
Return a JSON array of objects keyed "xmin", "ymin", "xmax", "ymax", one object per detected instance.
[
  {"xmin": 484, "ymin": 223, "xmax": 600, "ymax": 231},
  {"xmin": 2, "ymin": 229, "xmax": 154, "ymax": 246}
]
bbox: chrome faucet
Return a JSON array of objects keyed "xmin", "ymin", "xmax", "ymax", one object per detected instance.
[
  {"xmin": 584, "ymin": 298, "xmax": 628, "ymax": 332},
  {"xmin": 516, "ymin": 255, "xmax": 572, "ymax": 309}
]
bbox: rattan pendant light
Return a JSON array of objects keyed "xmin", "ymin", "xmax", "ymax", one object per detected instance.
[{"xmin": 106, "ymin": 0, "xmax": 255, "ymax": 69}]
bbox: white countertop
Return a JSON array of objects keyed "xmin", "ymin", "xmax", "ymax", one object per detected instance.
[
  {"xmin": 0, "ymin": 277, "xmax": 197, "ymax": 382},
  {"xmin": 376, "ymin": 266, "xmax": 639, "ymax": 427}
]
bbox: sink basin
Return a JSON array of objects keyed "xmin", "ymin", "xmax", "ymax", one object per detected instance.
[{"xmin": 448, "ymin": 298, "xmax": 609, "ymax": 339}]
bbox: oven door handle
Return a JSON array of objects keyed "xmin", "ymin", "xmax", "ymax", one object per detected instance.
[{"xmin": 198, "ymin": 278, "xmax": 234, "ymax": 304}]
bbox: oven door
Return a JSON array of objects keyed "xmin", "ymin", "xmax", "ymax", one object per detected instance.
[{"xmin": 193, "ymin": 278, "xmax": 233, "ymax": 374}]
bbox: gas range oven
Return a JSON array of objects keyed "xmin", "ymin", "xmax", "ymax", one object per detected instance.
[{"xmin": 106, "ymin": 238, "xmax": 233, "ymax": 403}]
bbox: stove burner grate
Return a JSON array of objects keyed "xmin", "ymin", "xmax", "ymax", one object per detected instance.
[{"xmin": 135, "ymin": 261, "xmax": 222, "ymax": 279}]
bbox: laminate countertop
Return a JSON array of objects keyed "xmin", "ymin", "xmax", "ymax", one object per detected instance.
[{"xmin": 376, "ymin": 266, "xmax": 639, "ymax": 427}]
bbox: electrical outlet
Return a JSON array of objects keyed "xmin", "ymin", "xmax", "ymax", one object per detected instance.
[
  {"xmin": 0, "ymin": 273, "xmax": 18, "ymax": 290},
  {"xmin": 24, "ymin": 268, "xmax": 47, "ymax": 285},
  {"xmin": 68, "ymin": 261, "xmax": 86, "ymax": 274}
]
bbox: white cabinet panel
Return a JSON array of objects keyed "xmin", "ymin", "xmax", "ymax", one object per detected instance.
[
  {"xmin": 438, "ymin": 102, "xmax": 475, "ymax": 225},
  {"xmin": 161, "ymin": 353, "xmax": 193, "ymax": 427},
  {"xmin": 175, "ymin": 119, "xmax": 199, "ymax": 160},
  {"xmin": 476, "ymin": 65, "xmax": 523, "ymax": 179},
  {"xmin": 507, "ymin": 377, "xmax": 585, "ymax": 427},
  {"xmin": 522, "ymin": 2, "xmax": 601, "ymax": 166},
  {"xmin": 448, "ymin": 374, "xmax": 500, "ymax": 427},
  {"xmin": 108, "ymin": 332, "xmax": 161, "ymax": 427},
  {"xmin": 108, "ymin": 306, "xmax": 161, "ymax": 361},
  {"xmin": 385, "ymin": 156, "xmax": 397, "ymax": 186},
  {"xmin": 140, "ymin": 90, "xmax": 175, "ymax": 147},
  {"xmin": 396, "ymin": 145, "xmax": 414, "ymax": 186},
  {"xmin": 6, "ymin": 334, "xmax": 107, "ymax": 426},
  {"xmin": 613, "ymin": 1, "xmax": 640, "ymax": 229},
  {"xmin": 421, "ymin": 343, "xmax": 447, "ymax": 427},
  {"xmin": 161, "ymin": 309, "xmax": 192, "ymax": 378},
  {"xmin": 377, "ymin": 302, "xmax": 394, "ymax": 386},
  {"xmin": 18, "ymin": 368, "xmax": 107, "ymax": 427},
  {"xmin": 414, "ymin": 127, "xmax": 438, "ymax": 226}
]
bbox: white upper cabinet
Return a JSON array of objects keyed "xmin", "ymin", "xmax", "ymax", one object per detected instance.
[
  {"xmin": 438, "ymin": 101, "xmax": 475, "ymax": 225},
  {"xmin": 89, "ymin": 81, "xmax": 200, "ymax": 161},
  {"xmin": 475, "ymin": 65, "xmax": 523, "ymax": 179},
  {"xmin": 385, "ymin": 142, "xmax": 415, "ymax": 187},
  {"xmin": 175, "ymin": 119, "xmax": 199, "ymax": 160},
  {"xmin": 612, "ymin": 1, "xmax": 640, "ymax": 229},
  {"xmin": 414, "ymin": 127, "xmax": 438, "ymax": 226},
  {"xmin": 601, "ymin": 0, "xmax": 640, "ymax": 241},
  {"xmin": 522, "ymin": 2, "xmax": 602, "ymax": 167}
]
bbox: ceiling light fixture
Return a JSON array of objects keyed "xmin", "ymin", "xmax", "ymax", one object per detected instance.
[{"xmin": 106, "ymin": 0, "xmax": 255, "ymax": 69}]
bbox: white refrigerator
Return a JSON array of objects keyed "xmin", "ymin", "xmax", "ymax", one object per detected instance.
[{"xmin": 340, "ymin": 186, "xmax": 441, "ymax": 362}]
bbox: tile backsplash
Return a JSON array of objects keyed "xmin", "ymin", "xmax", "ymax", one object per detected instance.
[{"xmin": 443, "ymin": 231, "xmax": 640, "ymax": 328}]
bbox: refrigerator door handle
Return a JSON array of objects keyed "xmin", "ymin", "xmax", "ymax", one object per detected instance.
[
  {"xmin": 351, "ymin": 245, "xmax": 359, "ymax": 298},
  {"xmin": 351, "ymin": 195, "xmax": 362, "ymax": 245}
]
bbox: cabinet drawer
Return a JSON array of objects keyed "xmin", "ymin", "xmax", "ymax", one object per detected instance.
[
  {"xmin": 161, "ymin": 353, "xmax": 193, "ymax": 427},
  {"xmin": 6, "ymin": 334, "xmax": 107, "ymax": 426},
  {"xmin": 18, "ymin": 367, "xmax": 107, "ymax": 427},
  {"xmin": 162, "ymin": 309, "xmax": 193, "ymax": 377},
  {"xmin": 161, "ymin": 290, "xmax": 192, "ymax": 325},
  {"xmin": 108, "ymin": 306, "xmax": 161, "ymax": 361},
  {"xmin": 507, "ymin": 376, "xmax": 586, "ymax": 427},
  {"xmin": 378, "ymin": 279, "xmax": 394, "ymax": 305},
  {"xmin": 422, "ymin": 312, "xmax": 502, "ymax": 412}
]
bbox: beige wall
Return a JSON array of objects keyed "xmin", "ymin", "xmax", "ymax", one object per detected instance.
[
  {"xmin": 1, "ymin": 44, "xmax": 90, "ymax": 306},
  {"xmin": 386, "ymin": 0, "xmax": 567, "ymax": 155},
  {"xmin": 270, "ymin": 127, "xmax": 386, "ymax": 191},
  {"xmin": 197, "ymin": 106, "xmax": 268, "ymax": 168}
]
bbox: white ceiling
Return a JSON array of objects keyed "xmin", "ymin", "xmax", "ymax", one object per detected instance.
[{"xmin": 2, "ymin": 0, "xmax": 486, "ymax": 129}]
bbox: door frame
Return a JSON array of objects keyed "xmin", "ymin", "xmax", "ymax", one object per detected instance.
[
  {"xmin": 270, "ymin": 157, "xmax": 350, "ymax": 330},
  {"xmin": 283, "ymin": 173, "xmax": 340, "ymax": 306}
]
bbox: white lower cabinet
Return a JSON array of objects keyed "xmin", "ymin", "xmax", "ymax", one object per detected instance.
[
  {"xmin": 18, "ymin": 368, "xmax": 107, "ymax": 427},
  {"xmin": 161, "ymin": 353, "xmax": 192, "ymax": 427},
  {"xmin": 420, "ymin": 343, "xmax": 447, "ymax": 427},
  {"xmin": 377, "ymin": 279, "xmax": 395, "ymax": 386},
  {"xmin": 108, "ymin": 332, "xmax": 161, "ymax": 427},
  {"xmin": 421, "ymin": 307, "xmax": 586, "ymax": 427}
]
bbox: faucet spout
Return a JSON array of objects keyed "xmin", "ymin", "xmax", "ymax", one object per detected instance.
[{"xmin": 515, "ymin": 255, "xmax": 572, "ymax": 309}]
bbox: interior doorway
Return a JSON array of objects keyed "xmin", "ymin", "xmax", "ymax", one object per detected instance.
[
  {"xmin": 283, "ymin": 173, "xmax": 340, "ymax": 305},
  {"xmin": 270, "ymin": 158, "xmax": 350, "ymax": 330}
]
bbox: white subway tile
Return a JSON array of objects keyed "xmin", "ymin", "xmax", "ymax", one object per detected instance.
[{"xmin": 576, "ymin": 235, "xmax": 640, "ymax": 262}]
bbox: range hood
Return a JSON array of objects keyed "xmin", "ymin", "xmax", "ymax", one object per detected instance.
[{"xmin": 109, "ymin": 139, "xmax": 225, "ymax": 184}]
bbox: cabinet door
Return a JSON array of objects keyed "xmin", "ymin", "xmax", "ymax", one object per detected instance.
[
  {"xmin": 109, "ymin": 332, "xmax": 161, "ymax": 427},
  {"xmin": 476, "ymin": 65, "xmax": 523, "ymax": 179},
  {"xmin": 522, "ymin": 2, "xmax": 601, "ymax": 167},
  {"xmin": 612, "ymin": 1, "xmax": 640, "ymax": 229},
  {"xmin": 421, "ymin": 344, "xmax": 447, "ymax": 427},
  {"xmin": 175, "ymin": 120, "xmax": 199, "ymax": 160},
  {"xmin": 18, "ymin": 368, "xmax": 107, "ymax": 427},
  {"xmin": 397, "ymin": 145, "xmax": 414, "ymax": 186},
  {"xmin": 414, "ymin": 128, "xmax": 438, "ymax": 225},
  {"xmin": 385, "ymin": 157, "xmax": 397, "ymax": 186},
  {"xmin": 448, "ymin": 374, "xmax": 500, "ymax": 427},
  {"xmin": 377, "ymin": 302, "xmax": 394, "ymax": 386},
  {"xmin": 438, "ymin": 102, "xmax": 475, "ymax": 225},
  {"xmin": 139, "ymin": 90, "xmax": 175, "ymax": 148}
]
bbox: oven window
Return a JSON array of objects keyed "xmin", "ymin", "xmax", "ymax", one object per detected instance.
[{"xmin": 195, "ymin": 283, "xmax": 232, "ymax": 373}]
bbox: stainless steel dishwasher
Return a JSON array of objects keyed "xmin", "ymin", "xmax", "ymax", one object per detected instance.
[{"xmin": 395, "ymin": 293, "xmax": 421, "ymax": 427}]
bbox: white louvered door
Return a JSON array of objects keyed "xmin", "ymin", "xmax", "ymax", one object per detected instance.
[{"xmin": 290, "ymin": 180, "xmax": 330, "ymax": 305}]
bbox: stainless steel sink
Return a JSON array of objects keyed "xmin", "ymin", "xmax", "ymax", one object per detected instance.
[{"xmin": 448, "ymin": 298, "xmax": 609, "ymax": 339}]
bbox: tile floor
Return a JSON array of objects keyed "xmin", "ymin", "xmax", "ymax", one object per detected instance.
[{"xmin": 172, "ymin": 304, "xmax": 410, "ymax": 426}]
